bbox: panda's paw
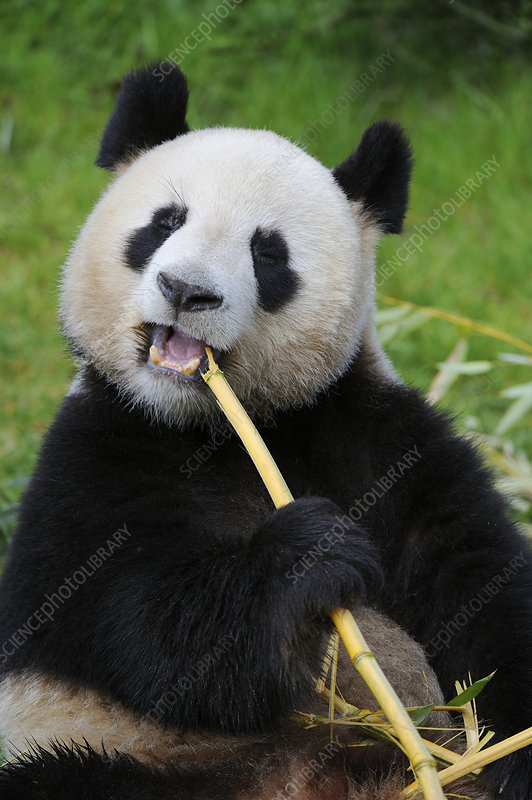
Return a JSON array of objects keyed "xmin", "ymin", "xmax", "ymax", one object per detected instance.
[{"xmin": 251, "ymin": 496, "xmax": 382, "ymax": 613}]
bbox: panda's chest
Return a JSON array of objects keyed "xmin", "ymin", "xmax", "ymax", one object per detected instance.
[
  {"xmin": 189, "ymin": 470, "xmax": 273, "ymax": 533},
  {"xmin": 169, "ymin": 435, "xmax": 286, "ymax": 536}
]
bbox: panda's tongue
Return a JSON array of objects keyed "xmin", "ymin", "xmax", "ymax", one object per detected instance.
[
  {"xmin": 166, "ymin": 327, "xmax": 206, "ymax": 364},
  {"xmin": 149, "ymin": 325, "xmax": 207, "ymax": 376}
]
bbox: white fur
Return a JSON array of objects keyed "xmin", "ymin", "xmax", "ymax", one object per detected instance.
[
  {"xmin": 0, "ymin": 671, "xmax": 264, "ymax": 765},
  {"xmin": 61, "ymin": 128, "xmax": 393, "ymax": 426}
]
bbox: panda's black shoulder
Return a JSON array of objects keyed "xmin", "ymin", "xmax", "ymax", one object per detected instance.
[{"xmin": 287, "ymin": 362, "xmax": 513, "ymax": 528}]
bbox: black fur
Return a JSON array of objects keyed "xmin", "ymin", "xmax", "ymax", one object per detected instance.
[
  {"xmin": 96, "ymin": 63, "xmax": 189, "ymax": 170},
  {"xmin": 0, "ymin": 741, "xmax": 254, "ymax": 799},
  {"xmin": 250, "ymin": 228, "xmax": 299, "ymax": 312},
  {"xmin": 0, "ymin": 742, "xmax": 189, "ymax": 800},
  {"xmin": 332, "ymin": 120, "xmax": 413, "ymax": 233},
  {"xmin": 1, "ymin": 361, "xmax": 531, "ymax": 797},
  {"xmin": 125, "ymin": 203, "xmax": 187, "ymax": 272}
]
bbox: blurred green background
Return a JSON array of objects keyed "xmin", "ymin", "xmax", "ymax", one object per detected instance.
[{"xmin": 1, "ymin": 0, "xmax": 531, "ymax": 553}]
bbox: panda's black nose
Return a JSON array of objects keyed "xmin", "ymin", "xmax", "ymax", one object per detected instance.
[{"xmin": 157, "ymin": 272, "xmax": 223, "ymax": 312}]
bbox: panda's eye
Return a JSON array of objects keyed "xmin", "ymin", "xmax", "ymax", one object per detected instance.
[
  {"xmin": 153, "ymin": 204, "xmax": 187, "ymax": 233},
  {"xmin": 251, "ymin": 229, "xmax": 288, "ymax": 263},
  {"xmin": 250, "ymin": 227, "xmax": 299, "ymax": 313},
  {"xmin": 124, "ymin": 203, "xmax": 188, "ymax": 272}
]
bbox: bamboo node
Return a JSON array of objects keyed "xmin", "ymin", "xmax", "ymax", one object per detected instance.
[
  {"xmin": 351, "ymin": 649, "xmax": 376, "ymax": 669},
  {"xmin": 412, "ymin": 757, "xmax": 438, "ymax": 773}
]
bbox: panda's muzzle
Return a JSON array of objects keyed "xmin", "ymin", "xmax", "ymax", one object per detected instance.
[{"xmin": 146, "ymin": 274, "xmax": 222, "ymax": 380}]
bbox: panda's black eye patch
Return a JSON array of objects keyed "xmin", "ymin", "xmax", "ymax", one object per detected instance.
[
  {"xmin": 250, "ymin": 228, "xmax": 299, "ymax": 313},
  {"xmin": 152, "ymin": 204, "xmax": 187, "ymax": 232},
  {"xmin": 125, "ymin": 203, "xmax": 187, "ymax": 272}
]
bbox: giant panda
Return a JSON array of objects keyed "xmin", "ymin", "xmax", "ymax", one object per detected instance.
[{"xmin": 0, "ymin": 62, "xmax": 530, "ymax": 799}]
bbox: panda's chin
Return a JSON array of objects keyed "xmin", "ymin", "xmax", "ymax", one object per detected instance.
[{"xmin": 146, "ymin": 324, "xmax": 213, "ymax": 382}]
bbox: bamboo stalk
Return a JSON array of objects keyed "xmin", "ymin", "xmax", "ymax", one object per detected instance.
[
  {"xmin": 0, "ymin": 749, "xmax": 30, "ymax": 768},
  {"xmin": 315, "ymin": 632, "xmax": 338, "ymax": 694},
  {"xmin": 454, "ymin": 678, "xmax": 479, "ymax": 752},
  {"xmin": 327, "ymin": 629, "xmax": 340, "ymax": 741},
  {"xmin": 330, "ymin": 606, "xmax": 444, "ymax": 799},
  {"xmin": 377, "ymin": 294, "xmax": 532, "ymax": 355},
  {"xmin": 201, "ymin": 349, "xmax": 293, "ymax": 508},
  {"xmin": 403, "ymin": 727, "xmax": 532, "ymax": 796},
  {"xmin": 201, "ymin": 348, "xmax": 444, "ymax": 800}
]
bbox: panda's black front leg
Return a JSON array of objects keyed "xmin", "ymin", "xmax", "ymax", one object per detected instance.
[{"xmin": 104, "ymin": 496, "xmax": 381, "ymax": 734}]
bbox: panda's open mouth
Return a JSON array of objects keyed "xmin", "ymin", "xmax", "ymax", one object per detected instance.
[{"xmin": 147, "ymin": 325, "xmax": 212, "ymax": 381}]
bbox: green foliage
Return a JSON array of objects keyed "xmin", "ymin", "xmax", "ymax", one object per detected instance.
[
  {"xmin": 446, "ymin": 672, "xmax": 495, "ymax": 707},
  {"xmin": 407, "ymin": 703, "xmax": 436, "ymax": 726},
  {"xmin": 0, "ymin": 0, "xmax": 531, "ymax": 541}
]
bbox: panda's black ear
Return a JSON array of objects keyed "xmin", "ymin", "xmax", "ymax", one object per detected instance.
[
  {"xmin": 96, "ymin": 62, "xmax": 190, "ymax": 171},
  {"xmin": 332, "ymin": 121, "xmax": 413, "ymax": 234}
]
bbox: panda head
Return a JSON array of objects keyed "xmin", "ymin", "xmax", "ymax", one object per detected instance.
[{"xmin": 61, "ymin": 63, "xmax": 412, "ymax": 426}]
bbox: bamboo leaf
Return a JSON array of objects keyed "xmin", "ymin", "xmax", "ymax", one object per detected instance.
[
  {"xmin": 428, "ymin": 339, "xmax": 468, "ymax": 405},
  {"xmin": 446, "ymin": 673, "xmax": 495, "ymax": 707},
  {"xmin": 375, "ymin": 306, "xmax": 411, "ymax": 325},
  {"xmin": 500, "ymin": 381, "xmax": 532, "ymax": 399},
  {"xmin": 495, "ymin": 395, "xmax": 532, "ymax": 435},
  {"xmin": 435, "ymin": 361, "xmax": 493, "ymax": 375},
  {"xmin": 378, "ymin": 311, "xmax": 430, "ymax": 344},
  {"xmin": 498, "ymin": 353, "xmax": 532, "ymax": 366},
  {"xmin": 396, "ymin": 310, "xmax": 430, "ymax": 333},
  {"xmin": 354, "ymin": 738, "xmax": 381, "ymax": 746},
  {"xmin": 377, "ymin": 324, "xmax": 400, "ymax": 344},
  {"xmin": 408, "ymin": 704, "xmax": 435, "ymax": 725}
]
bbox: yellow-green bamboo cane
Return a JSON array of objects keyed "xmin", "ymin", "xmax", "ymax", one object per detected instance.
[
  {"xmin": 403, "ymin": 727, "xmax": 532, "ymax": 797},
  {"xmin": 201, "ymin": 347, "xmax": 444, "ymax": 800}
]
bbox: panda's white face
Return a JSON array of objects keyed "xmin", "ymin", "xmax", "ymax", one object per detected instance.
[{"xmin": 61, "ymin": 127, "xmax": 380, "ymax": 426}]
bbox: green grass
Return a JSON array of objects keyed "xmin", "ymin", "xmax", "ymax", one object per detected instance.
[{"xmin": 1, "ymin": 0, "xmax": 531, "ymax": 545}]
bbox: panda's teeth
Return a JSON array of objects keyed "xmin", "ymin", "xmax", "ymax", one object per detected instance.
[
  {"xmin": 149, "ymin": 345, "xmax": 164, "ymax": 366},
  {"xmin": 180, "ymin": 357, "xmax": 201, "ymax": 375},
  {"xmin": 149, "ymin": 345, "xmax": 201, "ymax": 376},
  {"xmin": 162, "ymin": 356, "xmax": 201, "ymax": 375}
]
